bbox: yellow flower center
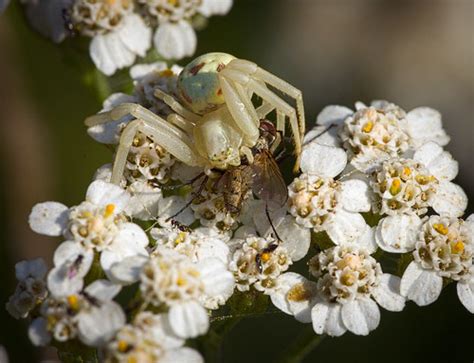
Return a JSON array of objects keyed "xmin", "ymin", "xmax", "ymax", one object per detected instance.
[
  {"xmin": 159, "ymin": 69, "xmax": 175, "ymax": 77},
  {"xmin": 433, "ymin": 223, "xmax": 448, "ymax": 235},
  {"xmin": 67, "ymin": 295, "xmax": 80, "ymax": 311},
  {"xmin": 287, "ymin": 283, "xmax": 312, "ymax": 302},
  {"xmin": 261, "ymin": 252, "xmax": 271, "ymax": 263},
  {"xmin": 104, "ymin": 203, "xmax": 116, "ymax": 218},
  {"xmin": 362, "ymin": 121, "xmax": 374, "ymax": 133},
  {"xmin": 174, "ymin": 232, "xmax": 187, "ymax": 245},
  {"xmin": 117, "ymin": 340, "xmax": 129, "ymax": 352},
  {"xmin": 389, "ymin": 178, "xmax": 402, "ymax": 195},
  {"xmin": 451, "ymin": 240, "xmax": 465, "ymax": 254}
]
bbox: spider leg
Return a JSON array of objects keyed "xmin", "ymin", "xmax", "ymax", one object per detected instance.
[{"xmin": 153, "ymin": 89, "xmax": 200, "ymax": 123}]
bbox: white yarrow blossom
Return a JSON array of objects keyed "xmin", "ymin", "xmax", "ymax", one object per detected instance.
[
  {"xmin": 110, "ymin": 247, "xmax": 234, "ymax": 338},
  {"xmin": 288, "ymin": 142, "xmax": 372, "ymax": 246},
  {"xmin": 373, "ymin": 142, "xmax": 467, "ymax": 253},
  {"xmin": 141, "ymin": 0, "xmax": 233, "ymax": 59},
  {"xmin": 400, "ymin": 214, "xmax": 474, "ymax": 312},
  {"xmin": 316, "ymin": 100, "xmax": 449, "ymax": 173},
  {"xmin": 71, "ymin": 0, "xmax": 151, "ymax": 75},
  {"xmin": 105, "ymin": 311, "xmax": 203, "ymax": 363},
  {"xmin": 272, "ymin": 243, "xmax": 405, "ymax": 336},
  {"xmin": 28, "ymin": 180, "xmax": 149, "ymax": 278},
  {"xmin": 29, "ymin": 279, "xmax": 125, "ymax": 347},
  {"xmin": 6, "ymin": 259, "xmax": 48, "ymax": 319}
]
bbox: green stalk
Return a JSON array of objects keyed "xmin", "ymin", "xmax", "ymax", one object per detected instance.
[{"xmin": 275, "ymin": 326, "xmax": 325, "ymax": 363}]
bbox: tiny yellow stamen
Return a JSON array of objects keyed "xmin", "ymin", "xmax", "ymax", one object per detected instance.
[
  {"xmin": 402, "ymin": 167, "xmax": 411, "ymax": 177},
  {"xmin": 261, "ymin": 252, "xmax": 271, "ymax": 263},
  {"xmin": 390, "ymin": 178, "xmax": 402, "ymax": 195},
  {"xmin": 341, "ymin": 273, "xmax": 356, "ymax": 286},
  {"xmin": 451, "ymin": 241, "xmax": 465, "ymax": 254},
  {"xmin": 174, "ymin": 232, "xmax": 187, "ymax": 245},
  {"xmin": 415, "ymin": 175, "xmax": 434, "ymax": 185},
  {"xmin": 433, "ymin": 223, "xmax": 448, "ymax": 235},
  {"xmin": 177, "ymin": 276, "xmax": 187, "ymax": 286},
  {"xmin": 159, "ymin": 69, "xmax": 174, "ymax": 77},
  {"xmin": 67, "ymin": 295, "xmax": 80, "ymax": 311},
  {"xmin": 362, "ymin": 121, "xmax": 374, "ymax": 133},
  {"xmin": 127, "ymin": 357, "xmax": 138, "ymax": 363},
  {"xmin": 104, "ymin": 204, "xmax": 116, "ymax": 218},
  {"xmin": 117, "ymin": 340, "xmax": 129, "ymax": 353},
  {"xmin": 287, "ymin": 283, "xmax": 312, "ymax": 302},
  {"xmin": 167, "ymin": 0, "xmax": 178, "ymax": 5},
  {"xmin": 106, "ymin": 0, "xmax": 116, "ymax": 5}
]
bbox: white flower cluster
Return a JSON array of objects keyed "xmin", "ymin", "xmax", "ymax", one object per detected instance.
[
  {"xmin": 21, "ymin": 0, "xmax": 233, "ymax": 75},
  {"xmin": 275, "ymin": 100, "xmax": 472, "ymax": 337},
  {"xmin": 6, "ymin": 58, "xmax": 472, "ymax": 361}
]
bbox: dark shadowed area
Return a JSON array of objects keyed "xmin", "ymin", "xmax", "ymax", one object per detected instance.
[{"xmin": 0, "ymin": 0, "xmax": 472, "ymax": 362}]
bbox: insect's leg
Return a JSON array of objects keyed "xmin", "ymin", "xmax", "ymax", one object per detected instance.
[
  {"xmin": 166, "ymin": 175, "xmax": 209, "ymax": 221},
  {"xmin": 303, "ymin": 123, "xmax": 337, "ymax": 145},
  {"xmin": 265, "ymin": 204, "xmax": 283, "ymax": 243},
  {"xmin": 167, "ymin": 113, "xmax": 195, "ymax": 134}
]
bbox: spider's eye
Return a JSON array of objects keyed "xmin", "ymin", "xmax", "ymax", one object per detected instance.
[{"xmin": 178, "ymin": 52, "xmax": 235, "ymax": 115}]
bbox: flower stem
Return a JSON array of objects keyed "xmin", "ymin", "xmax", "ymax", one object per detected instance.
[{"xmin": 275, "ymin": 327, "xmax": 325, "ymax": 363}]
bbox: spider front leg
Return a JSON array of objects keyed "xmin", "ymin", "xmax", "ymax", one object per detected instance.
[
  {"xmin": 85, "ymin": 103, "xmax": 206, "ymax": 184},
  {"xmin": 219, "ymin": 60, "xmax": 305, "ymax": 172}
]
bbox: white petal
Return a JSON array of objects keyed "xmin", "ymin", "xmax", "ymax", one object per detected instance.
[
  {"xmin": 158, "ymin": 196, "xmax": 195, "ymax": 226},
  {"xmin": 161, "ymin": 347, "xmax": 204, "ymax": 363},
  {"xmin": 198, "ymin": 258, "xmax": 235, "ymax": 299},
  {"xmin": 400, "ymin": 262, "xmax": 443, "ymax": 306},
  {"xmin": 413, "ymin": 143, "xmax": 458, "ymax": 181},
  {"xmin": 406, "ymin": 107, "xmax": 449, "ymax": 147},
  {"xmin": 168, "ymin": 302, "xmax": 209, "ymax": 338},
  {"xmin": 300, "ymin": 143, "xmax": 347, "ymax": 178},
  {"xmin": 125, "ymin": 181, "xmax": 163, "ymax": 220},
  {"xmin": 109, "ymin": 255, "xmax": 148, "ymax": 285},
  {"xmin": 53, "ymin": 241, "xmax": 93, "ymax": 270},
  {"xmin": 199, "ymin": 0, "xmax": 233, "ymax": 16},
  {"xmin": 375, "ymin": 215, "xmax": 422, "ymax": 253},
  {"xmin": 77, "ymin": 302, "xmax": 125, "ymax": 347},
  {"xmin": 251, "ymin": 201, "xmax": 287, "ymax": 237},
  {"xmin": 372, "ymin": 274, "xmax": 405, "ymax": 312},
  {"xmin": 117, "ymin": 14, "xmax": 151, "ymax": 57},
  {"xmin": 86, "ymin": 180, "xmax": 130, "ymax": 212},
  {"xmin": 457, "ymin": 278, "xmax": 474, "ymax": 313},
  {"xmin": 15, "ymin": 258, "xmax": 47, "ymax": 281},
  {"xmin": 316, "ymin": 105, "xmax": 353, "ymax": 126},
  {"xmin": 277, "ymin": 216, "xmax": 311, "ymax": 261},
  {"xmin": 90, "ymin": 32, "xmax": 135, "ymax": 76},
  {"xmin": 47, "ymin": 265, "xmax": 84, "ymax": 298},
  {"xmin": 84, "ymin": 279, "xmax": 121, "ymax": 301},
  {"xmin": 28, "ymin": 318, "xmax": 51, "ymax": 346},
  {"xmin": 303, "ymin": 125, "xmax": 340, "ymax": 147},
  {"xmin": 271, "ymin": 273, "xmax": 317, "ymax": 323},
  {"xmin": 29, "ymin": 202, "xmax": 69, "ymax": 236},
  {"xmin": 431, "ymin": 181, "xmax": 467, "ymax": 217},
  {"xmin": 194, "ymin": 237, "xmax": 230, "ymax": 264},
  {"xmin": 311, "ymin": 302, "xmax": 346, "ymax": 337},
  {"xmin": 356, "ymin": 225, "xmax": 378, "ymax": 254},
  {"xmin": 130, "ymin": 61, "xmax": 168, "ymax": 80},
  {"xmin": 340, "ymin": 179, "xmax": 371, "ymax": 213},
  {"xmin": 325, "ymin": 210, "xmax": 367, "ymax": 246},
  {"xmin": 341, "ymin": 298, "xmax": 380, "ymax": 336},
  {"xmin": 154, "ymin": 21, "xmax": 197, "ymax": 60}
]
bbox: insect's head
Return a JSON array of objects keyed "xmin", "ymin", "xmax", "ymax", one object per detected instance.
[{"xmin": 178, "ymin": 52, "xmax": 235, "ymax": 115}]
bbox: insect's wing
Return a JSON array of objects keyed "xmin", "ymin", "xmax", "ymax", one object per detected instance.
[{"xmin": 252, "ymin": 151, "xmax": 288, "ymax": 209}]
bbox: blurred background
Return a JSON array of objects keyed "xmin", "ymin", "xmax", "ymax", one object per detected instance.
[{"xmin": 0, "ymin": 0, "xmax": 472, "ymax": 362}]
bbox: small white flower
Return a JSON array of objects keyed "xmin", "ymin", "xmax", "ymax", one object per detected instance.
[
  {"xmin": 229, "ymin": 235, "xmax": 291, "ymax": 294},
  {"xmin": 273, "ymin": 244, "xmax": 405, "ymax": 336},
  {"xmin": 288, "ymin": 142, "xmax": 371, "ymax": 246},
  {"xmin": 6, "ymin": 258, "xmax": 48, "ymax": 319},
  {"xmin": 29, "ymin": 280, "xmax": 124, "ymax": 347},
  {"xmin": 105, "ymin": 311, "xmax": 203, "ymax": 363},
  {"xmin": 400, "ymin": 214, "xmax": 474, "ymax": 311},
  {"xmin": 29, "ymin": 180, "xmax": 149, "ymax": 278},
  {"xmin": 151, "ymin": 226, "xmax": 230, "ymax": 264},
  {"xmin": 373, "ymin": 143, "xmax": 467, "ymax": 252},
  {"xmin": 110, "ymin": 247, "xmax": 234, "ymax": 338},
  {"xmin": 71, "ymin": 1, "xmax": 151, "ymax": 75},
  {"xmin": 142, "ymin": 0, "xmax": 233, "ymax": 60}
]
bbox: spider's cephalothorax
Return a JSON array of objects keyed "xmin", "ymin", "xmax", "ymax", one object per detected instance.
[{"xmin": 85, "ymin": 52, "xmax": 306, "ymax": 184}]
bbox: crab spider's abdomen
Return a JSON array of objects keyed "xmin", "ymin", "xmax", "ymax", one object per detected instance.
[
  {"xmin": 194, "ymin": 108, "xmax": 243, "ymax": 170},
  {"xmin": 178, "ymin": 52, "xmax": 236, "ymax": 115}
]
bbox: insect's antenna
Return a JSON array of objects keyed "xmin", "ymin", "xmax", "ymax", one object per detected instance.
[
  {"xmin": 304, "ymin": 123, "xmax": 337, "ymax": 145},
  {"xmin": 265, "ymin": 204, "xmax": 283, "ymax": 243},
  {"xmin": 166, "ymin": 175, "xmax": 208, "ymax": 221},
  {"xmin": 158, "ymin": 172, "xmax": 206, "ymax": 191}
]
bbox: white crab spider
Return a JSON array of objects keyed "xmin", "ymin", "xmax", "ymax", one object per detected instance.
[{"xmin": 85, "ymin": 52, "xmax": 305, "ymax": 185}]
